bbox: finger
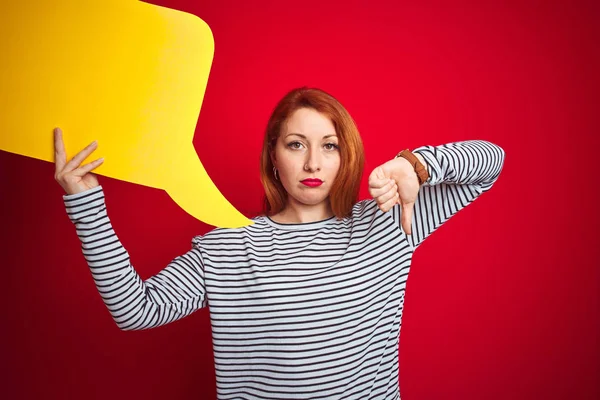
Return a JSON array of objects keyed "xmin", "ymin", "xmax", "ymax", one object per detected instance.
[
  {"xmin": 63, "ymin": 140, "xmax": 98, "ymax": 173},
  {"xmin": 377, "ymin": 185, "xmax": 398, "ymax": 205},
  {"xmin": 371, "ymin": 179, "xmax": 396, "ymax": 198},
  {"xmin": 401, "ymin": 201, "xmax": 415, "ymax": 235},
  {"xmin": 54, "ymin": 127, "xmax": 67, "ymax": 173},
  {"xmin": 72, "ymin": 157, "xmax": 104, "ymax": 177},
  {"xmin": 379, "ymin": 191, "xmax": 399, "ymax": 212},
  {"xmin": 369, "ymin": 175, "xmax": 390, "ymax": 190},
  {"xmin": 370, "ymin": 167, "xmax": 390, "ymax": 189}
]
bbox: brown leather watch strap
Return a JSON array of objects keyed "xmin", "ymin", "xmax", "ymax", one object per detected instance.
[{"xmin": 395, "ymin": 149, "xmax": 429, "ymax": 185}]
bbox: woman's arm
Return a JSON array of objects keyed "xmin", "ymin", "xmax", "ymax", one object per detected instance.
[
  {"xmin": 64, "ymin": 185, "xmax": 207, "ymax": 331},
  {"xmin": 390, "ymin": 140, "xmax": 506, "ymax": 251}
]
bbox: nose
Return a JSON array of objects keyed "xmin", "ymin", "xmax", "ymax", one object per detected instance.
[{"xmin": 304, "ymin": 147, "xmax": 321, "ymax": 172}]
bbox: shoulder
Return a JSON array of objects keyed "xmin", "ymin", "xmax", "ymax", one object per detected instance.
[
  {"xmin": 350, "ymin": 198, "xmax": 380, "ymax": 221},
  {"xmin": 192, "ymin": 215, "xmax": 271, "ymax": 248},
  {"xmin": 346, "ymin": 198, "xmax": 399, "ymax": 231}
]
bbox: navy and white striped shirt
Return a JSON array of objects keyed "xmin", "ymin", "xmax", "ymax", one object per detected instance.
[{"xmin": 64, "ymin": 140, "xmax": 505, "ymax": 399}]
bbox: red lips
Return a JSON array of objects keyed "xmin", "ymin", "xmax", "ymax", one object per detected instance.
[{"xmin": 301, "ymin": 178, "xmax": 323, "ymax": 187}]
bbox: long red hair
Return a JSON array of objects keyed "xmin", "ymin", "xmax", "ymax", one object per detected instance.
[{"xmin": 260, "ymin": 87, "xmax": 365, "ymax": 219}]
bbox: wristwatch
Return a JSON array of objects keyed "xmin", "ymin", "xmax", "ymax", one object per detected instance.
[{"xmin": 395, "ymin": 149, "xmax": 429, "ymax": 185}]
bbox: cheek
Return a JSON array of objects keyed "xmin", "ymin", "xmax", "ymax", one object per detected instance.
[
  {"xmin": 326, "ymin": 157, "xmax": 341, "ymax": 172},
  {"xmin": 279, "ymin": 162, "xmax": 299, "ymax": 181}
]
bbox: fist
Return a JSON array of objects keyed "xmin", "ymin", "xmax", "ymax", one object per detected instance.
[
  {"xmin": 368, "ymin": 167, "xmax": 399, "ymax": 213},
  {"xmin": 368, "ymin": 157, "xmax": 420, "ymax": 235}
]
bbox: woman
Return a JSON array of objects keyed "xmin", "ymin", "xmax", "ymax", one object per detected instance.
[{"xmin": 54, "ymin": 87, "xmax": 505, "ymax": 399}]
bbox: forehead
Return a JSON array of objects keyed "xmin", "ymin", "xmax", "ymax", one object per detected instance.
[{"xmin": 282, "ymin": 108, "xmax": 337, "ymax": 137}]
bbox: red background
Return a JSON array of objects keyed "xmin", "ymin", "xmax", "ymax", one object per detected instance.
[{"xmin": 1, "ymin": 0, "xmax": 598, "ymax": 399}]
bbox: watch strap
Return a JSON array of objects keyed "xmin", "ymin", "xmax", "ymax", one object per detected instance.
[{"xmin": 395, "ymin": 149, "xmax": 429, "ymax": 185}]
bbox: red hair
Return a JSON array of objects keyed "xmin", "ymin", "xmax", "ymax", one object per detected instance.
[{"xmin": 260, "ymin": 87, "xmax": 365, "ymax": 219}]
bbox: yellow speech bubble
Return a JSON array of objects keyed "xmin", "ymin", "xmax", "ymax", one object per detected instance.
[{"xmin": 0, "ymin": 0, "xmax": 253, "ymax": 228}]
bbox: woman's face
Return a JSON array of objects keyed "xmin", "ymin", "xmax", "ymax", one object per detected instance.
[{"xmin": 271, "ymin": 107, "xmax": 341, "ymax": 210}]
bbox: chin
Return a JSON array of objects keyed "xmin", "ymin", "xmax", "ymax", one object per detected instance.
[
  {"xmin": 295, "ymin": 194, "xmax": 329, "ymax": 206},
  {"xmin": 284, "ymin": 185, "xmax": 330, "ymax": 206}
]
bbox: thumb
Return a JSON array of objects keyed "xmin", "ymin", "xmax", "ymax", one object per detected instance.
[
  {"xmin": 401, "ymin": 201, "xmax": 414, "ymax": 235},
  {"xmin": 375, "ymin": 166, "xmax": 386, "ymax": 181}
]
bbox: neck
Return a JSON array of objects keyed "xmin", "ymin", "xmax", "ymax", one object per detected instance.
[{"xmin": 271, "ymin": 199, "xmax": 334, "ymax": 224}]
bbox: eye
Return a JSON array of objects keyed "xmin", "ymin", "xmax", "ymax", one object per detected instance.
[
  {"xmin": 324, "ymin": 143, "xmax": 339, "ymax": 151},
  {"xmin": 287, "ymin": 141, "xmax": 303, "ymax": 150}
]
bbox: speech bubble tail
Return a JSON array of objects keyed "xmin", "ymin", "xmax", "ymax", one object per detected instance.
[{"xmin": 164, "ymin": 145, "xmax": 254, "ymax": 229}]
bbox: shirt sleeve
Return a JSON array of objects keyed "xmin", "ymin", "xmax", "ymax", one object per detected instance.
[
  {"xmin": 63, "ymin": 185, "xmax": 207, "ymax": 331},
  {"xmin": 390, "ymin": 140, "xmax": 506, "ymax": 252}
]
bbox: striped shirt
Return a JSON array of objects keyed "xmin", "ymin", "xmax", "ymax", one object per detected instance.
[{"xmin": 63, "ymin": 140, "xmax": 505, "ymax": 399}]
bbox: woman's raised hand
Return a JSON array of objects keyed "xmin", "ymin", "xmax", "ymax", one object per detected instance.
[
  {"xmin": 368, "ymin": 157, "xmax": 420, "ymax": 235},
  {"xmin": 54, "ymin": 127, "xmax": 104, "ymax": 195}
]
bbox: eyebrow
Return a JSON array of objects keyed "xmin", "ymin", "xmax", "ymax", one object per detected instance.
[{"xmin": 285, "ymin": 133, "xmax": 338, "ymax": 139}]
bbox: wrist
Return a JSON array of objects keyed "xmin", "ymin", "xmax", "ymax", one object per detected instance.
[
  {"xmin": 414, "ymin": 152, "xmax": 426, "ymax": 168},
  {"xmin": 389, "ymin": 157, "xmax": 416, "ymax": 182},
  {"xmin": 395, "ymin": 148, "xmax": 429, "ymax": 185}
]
